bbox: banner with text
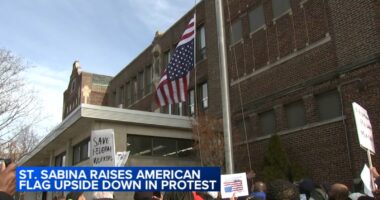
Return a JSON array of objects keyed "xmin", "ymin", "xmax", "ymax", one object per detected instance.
[
  {"xmin": 16, "ymin": 167, "xmax": 220, "ymax": 192},
  {"xmin": 352, "ymin": 102, "xmax": 375, "ymax": 154},
  {"xmin": 91, "ymin": 129, "xmax": 116, "ymax": 166}
]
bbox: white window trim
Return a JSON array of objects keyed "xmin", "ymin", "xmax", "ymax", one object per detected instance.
[
  {"xmin": 272, "ymin": 9, "xmax": 293, "ymax": 23},
  {"xmin": 249, "ymin": 25, "xmax": 267, "ymax": 37}
]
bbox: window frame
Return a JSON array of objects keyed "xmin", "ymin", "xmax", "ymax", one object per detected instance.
[
  {"xmin": 119, "ymin": 85, "xmax": 125, "ymax": 108},
  {"xmin": 145, "ymin": 65, "xmax": 153, "ymax": 94},
  {"xmin": 127, "ymin": 134, "xmax": 194, "ymax": 158},
  {"xmin": 201, "ymin": 82, "xmax": 208, "ymax": 110},
  {"xmin": 272, "ymin": 0, "xmax": 291, "ymax": 20},
  {"xmin": 285, "ymin": 100, "xmax": 306, "ymax": 129},
  {"xmin": 230, "ymin": 19, "xmax": 243, "ymax": 45},
  {"xmin": 132, "ymin": 77, "xmax": 137, "ymax": 103},
  {"xmin": 316, "ymin": 90, "xmax": 342, "ymax": 121},
  {"xmin": 72, "ymin": 138, "xmax": 90, "ymax": 165},
  {"xmin": 189, "ymin": 89, "xmax": 195, "ymax": 116},
  {"xmin": 197, "ymin": 25, "xmax": 206, "ymax": 61},
  {"xmin": 138, "ymin": 71, "xmax": 144, "ymax": 99},
  {"xmin": 258, "ymin": 109, "xmax": 276, "ymax": 136},
  {"xmin": 249, "ymin": 5, "xmax": 266, "ymax": 34},
  {"xmin": 126, "ymin": 82, "xmax": 132, "ymax": 106},
  {"xmin": 54, "ymin": 152, "xmax": 66, "ymax": 167}
]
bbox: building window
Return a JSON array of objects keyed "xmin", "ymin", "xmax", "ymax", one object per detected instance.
[
  {"xmin": 71, "ymin": 79, "xmax": 77, "ymax": 94},
  {"xmin": 73, "ymin": 138, "xmax": 90, "ymax": 165},
  {"xmin": 230, "ymin": 19, "xmax": 242, "ymax": 44},
  {"xmin": 189, "ymin": 89, "xmax": 195, "ymax": 115},
  {"xmin": 119, "ymin": 86, "xmax": 125, "ymax": 108},
  {"xmin": 316, "ymin": 90, "xmax": 342, "ymax": 121},
  {"xmin": 249, "ymin": 5, "xmax": 265, "ymax": 32},
  {"xmin": 163, "ymin": 50, "xmax": 171, "ymax": 70},
  {"xmin": 179, "ymin": 102, "xmax": 183, "ymax": 116},
  {"xmin": 126, "ymin": 82, "xmax": 131, "ymax": 106},
  {"xmin": 259, "ymin": 110, "xmax": 276, "ymax": 136},
  {"xmin": 238, "ymin": 118, "xmax": 252, "ymax": 140},
  {"xmin": 54, "ymin": 152, "xmax": 66, "ymax": 166},
  {"xmin": 201, "ymin": 82, "xmax": 208, "ymax": 109},
  {"xmin": 138, "ymin": 71, "xmax": 144, "ymax": 99},
  {"xmin": 171, "ymin": 103, "xmax": 183, "ymax": 116},
  {"xmin": 132, "ymin": 77, "xmax": 137, "ymax": 103},
  {"xmin": 197, "ymin": 26, "xmax": 206, "ymax": 61},
  {"xmin": 285, "ymin": 101, "xmax": 306, "ymax": 129},
  {"xmin": 172, "ymin": 103, "xmax": 179, "ymax": 115},
  {"xmin": 272, "ymin": 0, "xmax": 291, "ymax": 19},
  {"xmin": 127, "ymin": 135, "xmax": 194, "ymax": 158},
  {"xmin": 152, "ymin": 137, "xmax": 177, "ymax": 157},
  {"xmin": 168, "ymin": 104, "xmax": 173, "ymax": 115},
  {"xmin": 145, "ymin": 65, "xmax": 152, "ymax": 94},
  {"xmin": 113, "ymin": 91, "xmax": 117, "ymax": 107}
]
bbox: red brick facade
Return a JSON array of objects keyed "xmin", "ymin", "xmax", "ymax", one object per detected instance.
[
  {"xmin": 62, "ymin": 0, "xmax": 380, "ymax": 188},
  {"xmin": 63, "ymin": 61, "xmax": 112, "ymax": 118}
]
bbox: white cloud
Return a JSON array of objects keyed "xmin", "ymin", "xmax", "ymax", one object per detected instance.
[
  {"xmin": 128, "ymin": 0, "xmax": 195, "ymax": 32},
  {"xmin": 25, "ymin": 65, "xmax": 70, "ymax": 134}
]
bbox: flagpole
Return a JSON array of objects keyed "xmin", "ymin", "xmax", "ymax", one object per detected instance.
[{"xmin": 215, "ymin": 0, "xmax": 234, "ymax": 174}]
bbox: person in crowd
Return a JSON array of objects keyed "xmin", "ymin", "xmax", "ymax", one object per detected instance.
[
  {"xmin": 134, "ymin": 191, "xmax": 155, "ymax": 200},
  {"xmin": 92, "ymin": 192, "xmax": 113, "ymax": 200},
  {"xmin": 328, "ymin": 183, "xmax": 349, "ymax": 200},
  {"xmin": 0, "ymin": 161, "xmax": 16, "ymax": 200},
  {"xmin": 162, "ymin": 192, "xmax": 195, "ymax": 200},
  {"xmin": 250, "ymin": 181, "xmax": 266, "ymax": 200},
  {"xmin": 309, "ymin": 184, "xmax": 328, "ymax": 200},
  {"xmin": 57, "ymin": 195, "xmax": 66, "ymax": 200},
  {"xmin": 66, "ymin": 192, "xmax": 86, "ymax": 200},
  {"xmin": 266, "ymin": 179, "xmax": 299, "ymax": 200},
  {"xmin": 299, "ymin": 178, "xmax": 316, "ymax": 199}
]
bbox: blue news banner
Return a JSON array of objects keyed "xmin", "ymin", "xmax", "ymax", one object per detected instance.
[{"xmin": 17, "ymin": 167, "xmax": 220, "ymax": 192}]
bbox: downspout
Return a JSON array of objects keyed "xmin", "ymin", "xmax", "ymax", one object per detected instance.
[{"xmin": 337, "ymin": 78, "xmax": 363, "ymax": 189}]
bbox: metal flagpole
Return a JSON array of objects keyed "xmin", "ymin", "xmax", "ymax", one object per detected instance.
[{"xmin": 215, "ymin": 0, "xmax": 234, "ymax": 174}]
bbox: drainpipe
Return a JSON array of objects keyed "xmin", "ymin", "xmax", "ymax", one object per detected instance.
[{"xmin": 337, "ymin": 78, "xmax": 363, "ymax": 189}]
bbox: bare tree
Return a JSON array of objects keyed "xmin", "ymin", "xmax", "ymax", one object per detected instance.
[
  {"xmin": 0, "ymin": 49, "xmax": 41, "ymax": 157},
  {"xmin": 0, "ymin": 126, "xmax": 39, "ymax": 161},
  {"xmin": 192, "ymin": 114, "xmax": 226, "ymax": 170}
]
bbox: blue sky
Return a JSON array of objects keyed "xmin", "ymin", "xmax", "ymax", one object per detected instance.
[{"xmin": 0, "ymin": 0, "xmax": 195, "ymax": 133}]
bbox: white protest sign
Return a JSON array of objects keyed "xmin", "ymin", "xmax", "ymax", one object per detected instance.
[
  {"xmin": 352, "ymin": 102, "xmax": 375, "ymax": 154},
  {"xmin": 115, "ymin": 151, "xmax": 130, "ymax": 167},
  {"xmin": 220, "ymin": 173, "xmax": 249, "ymax": 198},
  {"xmin": 91, "ymin": 129, "xmax": 116, "ymax": 166},
  {"xmin": 360, "ymin": 164, "xmax": 374, "ymax": 197}
]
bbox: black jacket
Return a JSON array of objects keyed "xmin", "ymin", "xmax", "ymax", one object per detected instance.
[{"xmin": 0, "ymin": 192, "xmax": 13, "ymax": 200}]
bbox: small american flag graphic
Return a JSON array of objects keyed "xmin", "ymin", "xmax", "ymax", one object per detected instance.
[
  {"xmin": 223, "ymin": 179, "xmax": 244, "ymax": 193},
  {"xmin": 155, "ymin": 14, "xmax": 195, "ymax": 107}
]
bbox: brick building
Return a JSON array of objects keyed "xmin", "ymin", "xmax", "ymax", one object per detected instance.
[{"xmin": 60, "ymin": 0, "xmax": 379, "ymax": 187}]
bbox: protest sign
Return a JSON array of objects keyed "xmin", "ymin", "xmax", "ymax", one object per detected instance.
[
  {"xmin": 115, "ymin": 151, "xmax": 130, "ymax": 167},
  {"xmin": 91, "ymin": 129, "xmax": 116, "ymax": 166},
  {"xmin": 361, "ymin": 164, "xmax": 373, "ymax": 197},
  {"xmin": 220, "ymin": 173, "xmax": 249, "ymax": 198},
  {"xmin": 352, "ymin": 102, "xmax": 375, "ymax": 154}
]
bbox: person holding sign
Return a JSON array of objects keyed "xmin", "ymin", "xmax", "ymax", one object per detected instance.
[{"xmin": 0, "ymin": 161, "xmax": 16, "ymax": 200}]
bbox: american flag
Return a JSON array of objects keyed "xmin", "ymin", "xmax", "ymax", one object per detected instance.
[
  {"xmin": 223, "ymin": 179, "xmax": 244, "ymax": 193},
  {"xmin": 155, "ymin": 15, "xmax": 195, "ymax": 107}
]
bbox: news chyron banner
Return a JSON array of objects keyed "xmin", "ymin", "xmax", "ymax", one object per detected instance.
[{"xmin": 16, "ymin": 167, "xmax": 220, "ymax": 192}]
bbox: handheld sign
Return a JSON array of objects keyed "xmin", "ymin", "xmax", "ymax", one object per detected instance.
[
  {"xmin": 220, "ymin": 173, "xmax": 249, "ymax": 198},
  {"xmin": 361, "ymin": 164, "xmax": 374, "ymax": 197},
  {"xmin": 352, "ymin": 102, "xmax": 375, "ymax": 154},
  {"xmin": 91, "ymin": 129, "xmax": 116, "ymax": 166},
  {"xmin": 115, "ymin": 151, "xmax": 130, "ymax": 167}
]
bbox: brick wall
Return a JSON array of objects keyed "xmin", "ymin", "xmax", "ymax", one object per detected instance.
[{"xmin": 62, "ymin": 0, "xmax": 380, "ymax": 188}]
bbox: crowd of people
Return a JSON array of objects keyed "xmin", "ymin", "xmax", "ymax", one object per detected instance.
[{"xmin": 1, "ymin": 161, "xmax": 380, "ymax": 200}]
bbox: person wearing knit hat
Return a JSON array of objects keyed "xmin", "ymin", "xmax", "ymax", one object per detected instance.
[{"xmin": 66, "ymin": 192, "xmax": 85, "ymax": 200}]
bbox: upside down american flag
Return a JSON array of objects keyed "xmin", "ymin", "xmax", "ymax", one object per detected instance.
[{"xmin": 155, "ymin": 14, "xmax": 196, "ymax": 107}]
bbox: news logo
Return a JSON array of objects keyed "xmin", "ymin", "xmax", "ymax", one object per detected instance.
[{"xmin": 16, "ymin": 167, "xmax": 220, "ymax": 192}]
